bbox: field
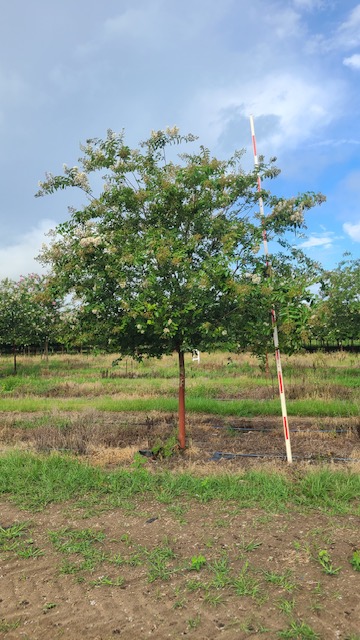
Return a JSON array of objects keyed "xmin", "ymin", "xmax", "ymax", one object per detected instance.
[{"xmin": 0, "ymin": 351, "xmax": 359, "ymax": 639}]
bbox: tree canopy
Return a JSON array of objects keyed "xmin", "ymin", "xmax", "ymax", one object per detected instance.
[{"xmin": 37, "ymin": 127, "xmax": 325, "ymax": 446}]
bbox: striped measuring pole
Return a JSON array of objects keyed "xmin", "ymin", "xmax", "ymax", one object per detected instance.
[{"xmin": 249, "ymin": 115, "xmax": 293, "ymax": 463}]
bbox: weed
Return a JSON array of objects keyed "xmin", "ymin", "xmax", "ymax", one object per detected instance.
[
  {"xmin": 186, "ymin": 578, "xmax": 207, "ymax": 592},
  {"xmin": 0, "ymin": 619, "xmax": 21, "ymax": 633},
  {"xmin": 203, "ymin": 592, "xmax": 224, "ymax": 606},
  {"xmin": 146, "ymin": 544, "xmax": 176, "ymax": 583},
  {"xmin": 49, "ymin": 527, "xmax": 106, "ymax": 554},
  {"xmin": 311, "ymin": 582, "xmax": 324, "ymax": 597},
  {"xmin": 120, "ymin": 533, "xmax": 132, "ymax": 546},
  {"xmin": 317, "ymin": 549, "xmax": 341, "ymax": 575},
  {"xmin": 167, "ymin": 503, "xmax": 188, "ymax": 522},
  {"xmin": 277, "ymin": 598, "xmax": 296, "ymax": 615},
  {"xmin": 58, "ymin": 560, "xmax": 82, "ymax": 575},
  {"xmin": 240, "ymin": 618, "xmax": 270, "ymax": 634},
  {"xmin": 238, "ymin": 539, "xmax": 262, "ymax": 553},
  {"xmin": 173, "ymin": 598, "xmax": 187, "ymax": 609},
  {"xmin": 187, "ymin": 613, "xmax": 201, "ymax": 630},
  {"xmin": 17, "ymin": 545, "xmax": 44, "ymax": 558},
  {"xmin": 233, "ymin": 562, "xmax": 261, "ymax": 599},
  {"xmin": 189, "ymin": 554, "xmax": 207, "ymax": 571},
  {"xmin": 43, "ymin": 602, "xmax": 57, "ymax": 611},
  {"xmin": 151, "ymin": 434, "xmax": 178, "ymax": 459},
  {"xmin": 350, "ymin": 550, "xmax": 360, "ymax": 571},
  {"xmin": 0, "ymin": 523, "xmax": 28, "ymax": 542},
  {"xmin": 263, "ymin": 569, "xmax": 296, "ymax": 592},
  {"xmin": 278, "ymin": 620, "xmax": 320, "ymax": 639},
  {"xmin": 209, "ymin": 552, "xmax": 231, "ymax": 588},
  {"xmin": 90, "ymin": 575, "xmax": 125, "ymax": 587}
]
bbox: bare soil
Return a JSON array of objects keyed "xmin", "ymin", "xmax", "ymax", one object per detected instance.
[
  {"xmin": 1, "ymin": 412, "xmax": 360, "ymax": 639},
  {"xmin": 1, "ymin": 496, "xmax": 360, "ymax": 639}
]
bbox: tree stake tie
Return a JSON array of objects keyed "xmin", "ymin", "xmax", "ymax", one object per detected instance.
[{"xmin": 249, "ymin": 115, "xmax": 293, "ymax": 464}]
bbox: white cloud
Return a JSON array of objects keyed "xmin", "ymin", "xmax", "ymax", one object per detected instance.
[
  {"xmin": 0, "ymin": 219, "xmax": 56, "ymax": 281},
  {"xmin": 192, "ymin": 72, "xmax": 343, "ymax": 152},
  {"xmin": 292, "ymin": 0, "xmax": 328, "ymax": 11},
  {"xmin": 343, "ymin": 221, "xmax": 360, "ymax": 242},
  {"xmin": 343, "ymin": 53, "xmax": 360, "ymax": 69},
  {"xmin": 337, "ymin": 4, "xmax": 360, "ymax": 49},
  {"xmin": 297, "ymin": 232, "xmax": 343, "ymax": 250},
  {"xmin": 299, "ymin": 236, "xmax": 333, "ymax": 249},
  {"xmin": 309, "ymin": 4, "xmax": 360, "ymax": 53}
]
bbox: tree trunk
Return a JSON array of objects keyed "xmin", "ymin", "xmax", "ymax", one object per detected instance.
[
  {"xmin": 177, "ymin": 349, "xmax": 186, "ymax": 449},
  {"xmin": 44, "ymin": 337, "xmax": 49, "ymax": 363}
]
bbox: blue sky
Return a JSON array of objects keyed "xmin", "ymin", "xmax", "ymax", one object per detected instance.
[{"xmin": 0, "ymin": 0, "xmax": 359, "ymax": 279}]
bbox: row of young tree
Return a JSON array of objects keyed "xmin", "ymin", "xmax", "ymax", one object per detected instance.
[
  {"xmin": 1, "ymin": 257, "xmax": 358, "ymax": 359},
  {"xmin": 1, "ymin": 128, "xmax": 359, "ymax": 444}
]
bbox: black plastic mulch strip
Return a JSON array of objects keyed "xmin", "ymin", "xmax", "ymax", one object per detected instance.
[
  {"xmin": 212, "ymin": 425, "xmax": 351, "ymax": 434},
  {"xmin": 209, "ymin": 451, "xmax": 360, "ymax": 462}
]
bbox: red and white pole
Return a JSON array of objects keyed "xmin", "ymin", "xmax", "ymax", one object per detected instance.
[{"xmin": 249, "ymin": 115, "xmax": 293, "ymax": 463}]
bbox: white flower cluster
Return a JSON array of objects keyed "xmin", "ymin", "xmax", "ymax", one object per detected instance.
[
  {"xmin": 272, "ymin": 198, "xmax": 295, "ymax": 214},
  {"xmin": 150, "ymin": 130, "xmax": 163, "ymax": 140},
  {"xmin": 289, "ymin": 207, "xmax": 304, "ymax": 224},
  {"xmin": 165, "ymin": 126, "xmax": 179, "ymax": 136},
  {"xmin": 273, "ymin": 198, "xmax": 304, "ymax": 225},
  {"xmin": 73, "ymin": 171, "xmax": 89, "ymax": 190},
  {"xmin": 245, "ymin": 273, "xmax": 261, "ymax": 284},
  {"xmin": 79, "ymin": 236, "xmax": 102, "ymax": 247}
]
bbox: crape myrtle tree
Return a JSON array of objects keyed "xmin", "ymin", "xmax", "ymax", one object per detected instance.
[
  {"xmin": 0, "ymin": 274, "xmax": 61, "ymax": 372},
  {"xmin": 36, "ymin": 127, "xmax": 324, "ymax": 447}
]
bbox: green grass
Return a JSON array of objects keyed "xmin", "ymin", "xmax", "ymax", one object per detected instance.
[
  {"xmin": 0, "ymin": 395, "xmax": 358, "ymax": 417},
  {"xmin": 0, "ymin": 452, "xmax": 359, "ymax": 514}
]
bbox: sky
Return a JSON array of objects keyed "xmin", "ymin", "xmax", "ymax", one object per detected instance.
[{"xmin": 0, "ymin": 0, "xmax": 359, "ymax": 280}]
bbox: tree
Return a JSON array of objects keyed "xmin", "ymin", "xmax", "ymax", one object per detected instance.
[
  {"xmin": 37, "ymin": 127, "xmax": 324, "ymax": 447},
  {"xmin": 309, "ymin": 256, "xmax": 360, "ymax": 347},
  {"xmin": 0, "ymin": 275, "xmax": 61, "ymax": 372}
]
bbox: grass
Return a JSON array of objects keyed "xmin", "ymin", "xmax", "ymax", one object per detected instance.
[
  {"xmin": 0, "ymin": 451, "xmax": 359, "ymax": 515},
  {"xmin": 0, "ymin": 351, "xmax": 358, "ymax": 419},
  {"xmin": 0, "ymin": 395, "xmax": 358, "ymax": 417}
]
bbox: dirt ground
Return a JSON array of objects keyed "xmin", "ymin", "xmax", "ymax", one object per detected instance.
[
  {"xmin": 1, "ymin": 412, "xmax": 360, "ymax": 639},
  {"xmin": 1, "ymin": 496, "xmax": 360, "ymax": 640}
]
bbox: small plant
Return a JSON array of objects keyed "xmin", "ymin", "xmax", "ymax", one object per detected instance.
[
  {"xmin": 350, "ymin": 550, "xmax": 360, "ymax": 571},
  {"xmin": 0, "ymin": 523, "xmax": 28, "ymax": 542},
  {"xmin": 189, "ymin": 555, "xmax": 207, "ymax": 571},
  {"xmin": 263, "ymin": 569, "xmax": 296, "ymax": 593},
  {"xmin": 278, "ymin": 620, "xmax": 320, "ymax": 639},
  {"xmin": 120, "ymin": 533, "xmax": 132, "ymax": 546},
  {"xmin": 277, "ymin": 598, "xmax": 296, "ymax": 615},
  {"xmin": 186, "ymin": 578, "xmax": 207, "ymax": 592},
  {"xmin": 238, "ymin": 539, "xmax": 262, "ymax": 553},
  {"xmin": 90, "ymin": 575, "xmax": 125, "ymax": 587},
  {"xmin": 43, "ymin": 602, "xmax": 57, "ymax": 611},
  {"xmin": 187, "ymin": 613, "xmax": 201, "ymax": 630},
  {"xmin": 203, "ymin": 592, "xmax": 224, "ymax": 607},
  {"xmin": 145, "ymin": 544, "xmax": 176, "ymax": 583},
  {"xmin": 240, "ymin": 618, "xmax": 270, "ymax": 634},
  {"xmin": 173, "ymin": 598, "xmax": 187, "ymax": 609},
  {"xmin": 317, "ymin": 550, "xmax": 341, "ymax": 575},
  {"xmin": 151, "ymin": 435, "xmax": 178, "ymax": 459},
  {"xmin": 0, "ymin": 619, "xmax": 21, "ymax": 633},
  {"xmin": 17, "ymin": 544, "xmax": 44, "ymax": 559},
  {"xmin": 233, "ymin": 562, "xmax": 261, "ymax": 599},
  {"xmin": 209, "ymin": 553, "xmax": 231, "ymax": 588}
]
